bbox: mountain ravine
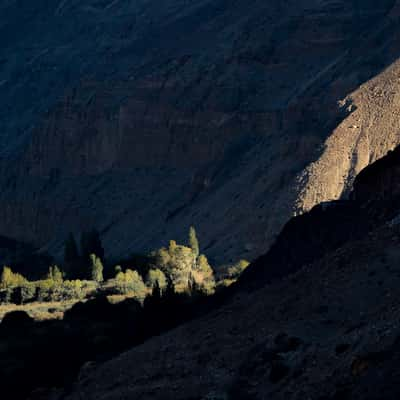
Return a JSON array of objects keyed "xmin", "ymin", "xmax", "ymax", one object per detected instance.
[{"xmin": 1, "ymin": 0, "xmax": 400, "ymax": 264}]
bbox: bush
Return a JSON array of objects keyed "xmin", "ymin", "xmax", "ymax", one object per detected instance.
[
  {"xmin": 36, "ymin": 279, "xmax": 56, "ymax": 302},
  {"xmin": 20, "ymin": 283, "xmax": 36, "ymax": 304},
  {"xmin": 0, "ymin": 288, "xmax": 12, "ymax": 304},
  {"xmin": 62, "ymin": 280, "xmax": 84, "ymax": 300},
  {"xmin": 115, "ymin": 269, "xmax": 147, "ymax": 298},
  {"xmin": 218, "ymin": 259, "xmax": 250, "ymax": 282},
  {"xmin": 227, "ymin": 260, "xmax": 250, "ymax": 279}
]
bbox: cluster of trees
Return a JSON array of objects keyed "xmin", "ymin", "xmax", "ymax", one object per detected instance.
[
  {"xmin": 0, "ymin": 226, "xmax": 249, "ymax": 306},
  {"xmin": 0, "ymin": 228, "xmax": 107, "ymax": 304},
  {"xmin": 151, "ymin": 226, "xmax": 215, "ymax": 295},
  {"xmin": 0, "ymin": 264, "xmax": 91, "ymax": 304}
]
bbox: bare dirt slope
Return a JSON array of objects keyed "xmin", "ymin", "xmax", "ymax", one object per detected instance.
[
  {"xmin": 296, "ymin": 56, "xmax": 400, "ymax": 212},
  {"xmin": 2, "ymin": 1, "xmax": 400, "ymax": 264}
]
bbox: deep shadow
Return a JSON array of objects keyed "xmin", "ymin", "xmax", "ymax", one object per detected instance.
[{"xmin": 0, "ymin": 285, "xmax": 233, "ymax": 400}]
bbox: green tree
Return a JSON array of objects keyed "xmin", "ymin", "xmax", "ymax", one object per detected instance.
[
  {"xmin": 154, "ymin": 243, "xmax": 194, "ymax": 293},
  {"xmin": 146, "ymin": 269, "xmax": 167, "ymax": 292},
  {"xmin": 116, "ymin": 269, "xmax": 147, "ymax": 298},
  {"xmin": 188, "ymin": 226, "xmax": 199, "ymax": 258},
  {"xmin": 1, "ymin": 266, "xmax": 12, "ymax": 289},
  {"xmin": 125, "ymin": 270, "xmax": 147, "ymax": 296},
  {"xmin": 47, "ymin": 265, "xmax": 64, "ymax": 284},
  {"xmin": 0, "ymin": 266, "xmax": 28, "ymax": 289},
  {"xmin": 192, "ymin": 254, "xmax": 216, "ymax": 295},
  {"xmin": 90, "ymin": 254, "xmax": 104, "ymax": 283}
]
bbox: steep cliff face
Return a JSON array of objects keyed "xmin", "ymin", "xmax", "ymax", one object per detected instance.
[{"xmin": 1, "ymin": 0, "xmax": 400, "ymax": 263}]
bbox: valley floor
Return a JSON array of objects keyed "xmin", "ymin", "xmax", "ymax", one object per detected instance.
[
  {"xmin": 0, "ymin": 294, "xmax": 145, "ymax": 322},
  {"xmin": 0, "ymin": 301, "xmax": 77, "ymax": 322}
]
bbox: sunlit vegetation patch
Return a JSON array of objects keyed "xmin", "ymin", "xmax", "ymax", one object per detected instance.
[
  {"xmin": 216, "ymin": 259, "xmax": 251, "ymax": 288},
  {"xmin": 0, "ymin": 227, "xmax": 250, "ymax": 398},
  {"xmin": 0, "ymin": 227, "xmax": 249, "ymax": 310}
]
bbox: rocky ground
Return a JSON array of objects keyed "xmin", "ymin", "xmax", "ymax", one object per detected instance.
[
  {"xmin": 34, "ymin": 140, "xmax": 400, "ymax": 400},
  {"xmin": 47, "ymin": 225, "xmax": 400, "ymax": 400}
]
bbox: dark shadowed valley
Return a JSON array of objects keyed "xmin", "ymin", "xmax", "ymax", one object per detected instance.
[{"xmin": 1, "ymin": 0, "xmax": 400, "ymax": 399}]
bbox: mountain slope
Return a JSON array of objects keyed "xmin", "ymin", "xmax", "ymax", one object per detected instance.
[
  {"xmin": 1, "ymin": 0, "xmax": 400, "ymax": 263},
  {"xmin": 51, "ymin": 145, "xmax": 400, "ymax": 400}
]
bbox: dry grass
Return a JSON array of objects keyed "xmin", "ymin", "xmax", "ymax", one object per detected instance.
[
  {"xmin": 107, "ymin": 293, "xmax": 146, "ymax": 305},
  {"xmin": 0, "ymin": 300, "xmax": 79, "ymax": 321}
]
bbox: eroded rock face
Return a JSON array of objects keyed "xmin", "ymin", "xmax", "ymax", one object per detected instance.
[{"xmin": 1, "ymin": 0, "xmax": 400, "ymax": 263}]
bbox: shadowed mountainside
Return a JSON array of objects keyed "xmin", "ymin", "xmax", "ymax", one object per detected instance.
[
  {"xmin": 44, "ymin": 142, "xmax": 400, "ymax": 400},
  {"xmin": 1, "ymin": 1, "xmax": 400, "ymax": 264}
]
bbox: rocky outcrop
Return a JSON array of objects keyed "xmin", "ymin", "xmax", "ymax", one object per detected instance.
[
  {"xmin": 242, "ymin": 144, "xmax": 400, "ymax": 287},
  {"xmin": 1, "ymin": 0, "xmax": 400, "ymax": 263},
  {"xmin": 352, "ymin": 145, "xmax": 400, "ymax": 202}
]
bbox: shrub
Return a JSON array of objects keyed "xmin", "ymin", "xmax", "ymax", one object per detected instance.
[
  {"xmin": 20, "ymin": 283, "xmax": 37, "ymax": 304},
  {"xmin": 227, "ymin": 259, "xmax": 250, "ymax": 279},
  {"xmin": 0, "ymin": 288, "xmax": 13, "ymax": 303},
  {"xmin": 36, "ymin": 279, "xmax": 53, "ymax": 302},
  {"xmin": 115, "ymin": 269, "xmax": 147, "ymax": 298},
  {"xmin": 218, "ymin": 259, "xmax": 250, "ymax": 282},
  {"xmin": 62, "ymin": 280, "xmax": 84, "ymax": 300}
]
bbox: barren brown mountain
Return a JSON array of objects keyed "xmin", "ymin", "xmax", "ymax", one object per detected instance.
[
  {"xmin": 1, "ymin": 0, "xmax": 400, "ymax": 264},
  {"xmin": 3, "ymin": 2, "xmax": 400, "ymax": 399}
]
